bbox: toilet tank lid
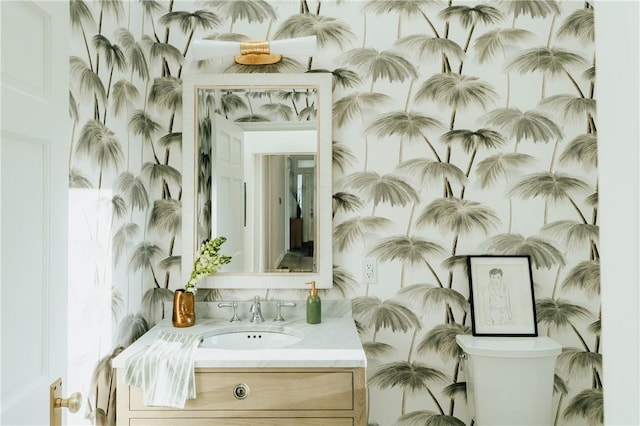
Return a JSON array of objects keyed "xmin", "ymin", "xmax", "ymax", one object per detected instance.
[{"xmin": 456, "ymin": 335, "xmax": 562, "ymax": 357}]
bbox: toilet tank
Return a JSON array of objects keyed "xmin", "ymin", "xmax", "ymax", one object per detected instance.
[{"xmin": 456, "ymin": 335, "xmax": 562, "ymax": 426}]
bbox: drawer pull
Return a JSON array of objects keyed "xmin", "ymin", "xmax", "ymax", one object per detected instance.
[{"xmin": 233, "ymin": 383, "xmax": 250, "ymax": 400}]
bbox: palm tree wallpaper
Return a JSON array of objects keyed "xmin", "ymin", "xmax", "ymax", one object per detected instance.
[{"xmin": 69, "ymin": 1, "xmax": 600, "ymax": 425}]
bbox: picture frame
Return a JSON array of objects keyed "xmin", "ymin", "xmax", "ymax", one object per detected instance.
[{"xmin": 467, "ymin": 255, "xmax": 538, "ymax": 337}]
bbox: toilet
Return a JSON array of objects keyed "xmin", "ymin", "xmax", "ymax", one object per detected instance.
[{"xmin": 456, "ymin": 335, "xmax": 561, "ymax": 426}]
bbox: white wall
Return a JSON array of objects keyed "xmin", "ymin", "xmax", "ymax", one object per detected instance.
[{"xmin": 597, "ymin": 1, "xmax": 640, "ymax": 424}]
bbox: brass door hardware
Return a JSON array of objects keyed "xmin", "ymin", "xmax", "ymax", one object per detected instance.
[{"xmin": 50, "ymin": 378, "xmax": 82, "ymax": 426}]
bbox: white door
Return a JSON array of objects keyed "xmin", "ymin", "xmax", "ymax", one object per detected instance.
[
  {"xmin": 301, "ymin": 168, "xmax": 315, "ymax": 243},
  {"xmin": 1, "ymin": 1, "xmax": 70, "ymax": 425},
  {"xmin": 212, "ymin": 115, "xmax": 245, "ymax": 272}
]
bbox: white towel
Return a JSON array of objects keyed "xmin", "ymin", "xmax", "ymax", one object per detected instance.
[{"xmin": 123, "ymin": 331, "xmax": 201, "ymax": 408}]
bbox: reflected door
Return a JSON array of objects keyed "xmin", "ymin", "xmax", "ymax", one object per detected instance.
[
  {"xmin": 301, "ymin": 169, "xmax": 314, "ymax": 244},
  {"xmin": 212, "ymin": 115, "xmax": 245, "ymax": 272}
]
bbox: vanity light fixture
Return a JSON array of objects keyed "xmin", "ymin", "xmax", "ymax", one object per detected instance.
[{"xmin": 190, "ymin": 36, "xmax": 317, "ymax": 65}]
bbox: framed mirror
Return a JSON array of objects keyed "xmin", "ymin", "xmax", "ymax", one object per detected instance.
[{"xmin": 182, "ymin": 73, "xmax": 332, "ymax": 289}]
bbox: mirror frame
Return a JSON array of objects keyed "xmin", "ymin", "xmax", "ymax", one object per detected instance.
[{"xmin": 182, "ymin": 73, "xmax": 333, "ymax": 289}]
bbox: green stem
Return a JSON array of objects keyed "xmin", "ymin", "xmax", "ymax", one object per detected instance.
[
  {"xmin": 426, "ymin": 387, "xmax": 445, "ymax": 415},
  {"xmin": 449, "ymin": 359, "xmax": 460, "ymax": 416},
  {"xmin": 568, "ymin": 197, "xmax": 588, "ymax": 224}
]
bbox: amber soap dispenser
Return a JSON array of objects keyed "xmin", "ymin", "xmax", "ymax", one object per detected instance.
[{"xmin": 305, "ymin": 280, "xmax": 321, "ymax": 324}]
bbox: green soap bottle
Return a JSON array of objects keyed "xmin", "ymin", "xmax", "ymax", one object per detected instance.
[{"xmin": 306, "ymin": 280, "xmax": 321, "ymax": 324}]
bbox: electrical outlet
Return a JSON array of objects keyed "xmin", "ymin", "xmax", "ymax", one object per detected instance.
[{"xmin": 362, "ymin": 258, "xmax": 378, "ymax": 284}]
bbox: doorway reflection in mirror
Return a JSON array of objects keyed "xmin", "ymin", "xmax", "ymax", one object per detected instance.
[{"xmin": 196, "ymin": 87, "xmax": 318, "ymax": 274}]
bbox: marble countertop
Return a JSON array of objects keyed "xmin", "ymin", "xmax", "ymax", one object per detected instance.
[{"xmin": 112, "ymin": 300, "xmax": 367, "ymax": 369}]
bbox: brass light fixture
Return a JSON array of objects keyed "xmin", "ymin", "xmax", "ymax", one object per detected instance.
[
  {"xmin": 235, "ymin": 40, "xmax": 281, "ymax": 65},
  {"xmin": 190, "ymin": 36, "xmax": 317, "ymax": 65}
]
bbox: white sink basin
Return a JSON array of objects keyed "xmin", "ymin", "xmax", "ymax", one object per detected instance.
[{"xmin": 200, "ymin": 325, "xmax": 304, "ymax": 350}]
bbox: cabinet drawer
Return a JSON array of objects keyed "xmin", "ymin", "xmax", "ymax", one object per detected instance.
[
  {"xmin": 130, "ymin": 418, "xmax": 352, "ymax": 426},
  {"xmin": 129, "ymin": 371, "xmax": 354, "ymax": 411}
]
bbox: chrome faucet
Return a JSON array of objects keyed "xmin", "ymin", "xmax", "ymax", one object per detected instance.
[
  {"xmin": 249, "ymin": 296, "xmax": 264, "ymax": 324},
  {"xmin": 274, "ymin": 300, "xmax": 297, "ymax": 323},
  {"xmin": 218, "ymin": 301, "xmax": 241, "ymax": 322}
]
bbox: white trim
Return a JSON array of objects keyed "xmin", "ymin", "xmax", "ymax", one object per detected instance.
[{"xmin": 182, "ymin": 73, "xmax": 333, "ymax": 289}]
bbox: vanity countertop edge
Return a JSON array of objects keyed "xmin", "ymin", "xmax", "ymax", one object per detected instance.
[{"xmin": 112, "ymin": 301, "xmax": 367, "ymax": 369}]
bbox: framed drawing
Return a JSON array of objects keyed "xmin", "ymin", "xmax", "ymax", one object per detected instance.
[{"xmin": 467, "ymin": 255, "xmax": 538, "ymax": 337}]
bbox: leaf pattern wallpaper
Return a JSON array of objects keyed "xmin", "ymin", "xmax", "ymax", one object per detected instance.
[{"xmin": 68, "ymin": 1, "xmax": 600, "ymax": 425}]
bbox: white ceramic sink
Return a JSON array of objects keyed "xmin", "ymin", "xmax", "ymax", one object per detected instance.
[{"xmin": 200, "ymin": 325, "xmax": 304, "ymax": 350}]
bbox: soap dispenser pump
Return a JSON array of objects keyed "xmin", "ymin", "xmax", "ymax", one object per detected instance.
[{"xmin": 305, "ymin": 280, "xmax": 321, "ymax": 324}]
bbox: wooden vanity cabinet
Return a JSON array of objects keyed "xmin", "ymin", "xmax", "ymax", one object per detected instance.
[{"xmin": 117, "ymin": 367, "xmax": 366, "ymax": 426}]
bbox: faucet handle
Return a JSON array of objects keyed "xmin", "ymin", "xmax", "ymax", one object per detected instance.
[
  {"xmin": 273, "ymin": 300, "xmax": 297, "ymax": 323},
  {"xmin": 218, "ymin": 301, "xmax": 241, "ymax": 322},
  {"xmin": 249, "ymin": 296, "xmax": 264, "ymax": 323}
]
